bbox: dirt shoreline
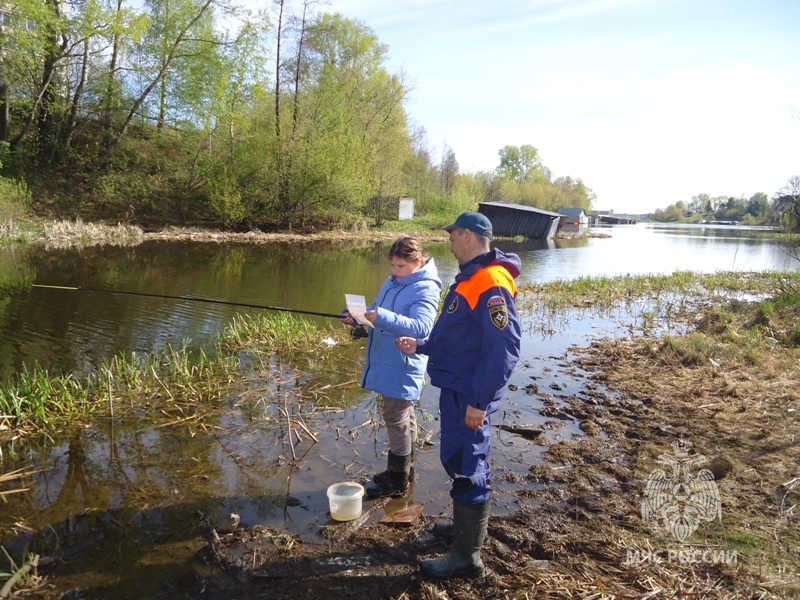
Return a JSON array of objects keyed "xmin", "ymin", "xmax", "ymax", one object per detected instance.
[
  {"xmin": 185, "ymin": 308, "xmax": 798, "ymax": 599},
  {"xmin": 11, "ymin": 220, "xmax": 611, "ymax": 248},
  {"xmin": 140, "ymin": 227, "xmax": 609, "ymax": 244}
]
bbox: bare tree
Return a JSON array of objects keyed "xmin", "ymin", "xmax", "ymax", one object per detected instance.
[
  {"xmin": 773, "ymin": 175, "xmax": 800, "ymax": 232},
  {"xmin": 440, "ymin": 144, "xmax": 458, "ymax": 197}
]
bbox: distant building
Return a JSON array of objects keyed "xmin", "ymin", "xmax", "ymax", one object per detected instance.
[
  {"xmin": 586, "ymin": 209, "xmax": 641, "ymax": 225},
  {"xmin": 557, "ymin": 207, "xmax": 589, "ymax": 225},
  {"xmin": 369, "ymin": 196, "xmax": 414, "ymax": 222},
  {"xmin": 599, "ymin": 214, "xmax": 637, "ymax": 225},
  {"xmin": 478, "ymin": 202, "xmax": 562, "ymax": 239},
  {"xmin": 396, "ymin": 197, "xmax": 414, "ymax": 220}
]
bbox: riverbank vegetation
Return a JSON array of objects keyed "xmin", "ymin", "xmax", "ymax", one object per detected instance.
[
  {"xmin": 521, "ymin": 270, "xmax": 797, "ymax": 311},
  {"xmin": 3, "ymin": 270, "xmax": 798, "ymax": 450},
  {"xmin": 1, "ymin": 1, "xmax": 593, "ymax": 235},
  {"xmin": 652, "ymin": 177, "xmax": 800, "ymax": 232},
  {"xmin": 3, "ymin": 271, "xmax": 798, "ymax": 448},
  {"xmin": 0, "ymin": 313, "xmax": 349, "ymax": 454}
]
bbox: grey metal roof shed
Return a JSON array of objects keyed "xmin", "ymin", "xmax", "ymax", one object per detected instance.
[
  {"xmin": 478, "ymin": 202, "xmax": 562, "ymax": 239},
  {"xmin": 557, "ymin": 207, "xmax": 589, "ymax": 225}
]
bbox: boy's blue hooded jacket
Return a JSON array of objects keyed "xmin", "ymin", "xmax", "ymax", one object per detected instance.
[{"xmin": 361, "ymin": 258, "xmax": 442, "ymax": 400}]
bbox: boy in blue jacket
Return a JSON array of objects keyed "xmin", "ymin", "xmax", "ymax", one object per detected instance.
[{"xmin": 398, "ymin": 212, "xmax": 521, "ymax": 580}]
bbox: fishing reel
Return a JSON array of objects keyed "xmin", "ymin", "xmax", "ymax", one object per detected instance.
[{"xmin": 351, "ymin": 324, "xmax": 369, "ymax": 339}]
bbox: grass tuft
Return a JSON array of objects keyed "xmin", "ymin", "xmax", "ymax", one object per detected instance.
[{"xmin": 0, "ymin": 314, "xmax": 348, "ymax": 444}]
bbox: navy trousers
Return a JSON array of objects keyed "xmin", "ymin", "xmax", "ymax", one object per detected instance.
[{"xmin": 439, "ymin": 388, "xmax": 493, "ymax": 504}]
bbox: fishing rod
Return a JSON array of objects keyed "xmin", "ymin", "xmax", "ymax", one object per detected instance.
[{"xmin": 31, "ymin": 284, "xmax": 346, "ymax": 320}]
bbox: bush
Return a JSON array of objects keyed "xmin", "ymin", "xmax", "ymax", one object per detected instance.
[
  {"xmin": 208, "ymin": 174, "xmax": 247, "ymax": 228},
  {"xmin": 0, "ymin": 176, "xmax": 32, "ymax": 221}
]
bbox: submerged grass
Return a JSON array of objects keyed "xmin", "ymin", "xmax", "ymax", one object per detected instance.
[
  {"xmin": 0, "ymin": 315, "xmax": 349, "ymax": 448},
  {"xmin": 519, "ymin": 270, "xmax": 800, "ymax": 312},
  {"xmin": 604, "ymin": 272, "xmax": 800, "ymax": 370},
  {"xmin": 517, "ymin": 270, "xmax": 800, "ymax": 337}
]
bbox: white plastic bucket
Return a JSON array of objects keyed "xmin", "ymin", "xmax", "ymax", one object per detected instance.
[{"xmin": 326, "ymin": 481, "xmax": 365, "ymax": 521}]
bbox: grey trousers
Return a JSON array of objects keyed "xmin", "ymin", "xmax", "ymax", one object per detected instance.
[{"xmin": 382, "ymin": 396, "xmax": 417, "ymax": 456}]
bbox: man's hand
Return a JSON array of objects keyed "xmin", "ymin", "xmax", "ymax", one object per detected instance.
[
  {"xmin": 396, "ymin": 336, "xmax": 417, "ymax": 355},
  {"xmin": 465, "ymin": 404, "xmax": 486, "ymax": 430}
]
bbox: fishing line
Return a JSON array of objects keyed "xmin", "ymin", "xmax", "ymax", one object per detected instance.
[{"xmin": 31, "ymin": 284, "xmax": 345, "ymax": 319}]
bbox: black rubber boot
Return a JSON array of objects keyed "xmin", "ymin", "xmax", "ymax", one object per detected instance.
[
  {"xmin": 365, "ymin": 452, "xmax": 411, "ymax": 499},
  {"xmin": 371, "ymin": 450, "xmax": 415, "ymax": 485},
  {"xmin": 420, "ymin": 499, "xmax": 491, "ymax": 580}
]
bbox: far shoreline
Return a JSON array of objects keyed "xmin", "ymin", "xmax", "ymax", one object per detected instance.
[{"xmin": 2, "ymin": 218, "xmax": 611, "ymax": 248}]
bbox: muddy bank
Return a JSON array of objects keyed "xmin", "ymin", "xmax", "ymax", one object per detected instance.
[
  {"xmin": 179, "ymin": 353, "xmax": 793, "ymax": 599},
  {"xmin": 188, "ymin": 295, "xmax": 799, "ymax": 599}
]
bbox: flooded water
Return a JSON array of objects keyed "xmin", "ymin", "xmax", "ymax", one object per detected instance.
[
  {"xmin": 1, "ymin": 223, "xmax": 793, "ymax": 379},
  {"xmin": 0, "ymin": 222, "xmax": 797, "ymax": 598}
]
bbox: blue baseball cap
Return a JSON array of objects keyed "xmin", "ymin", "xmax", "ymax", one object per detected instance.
[{"xmin": 442, "ymin": 211, "xmax": 494, "ymax": 240}]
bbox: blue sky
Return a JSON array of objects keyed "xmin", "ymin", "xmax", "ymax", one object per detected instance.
[{"xmin": 322, "ymin": 0, "xmax": 800, "ymax": 214}]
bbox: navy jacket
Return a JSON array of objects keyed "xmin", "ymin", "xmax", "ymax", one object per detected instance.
[{"xmin": 417, "ymin": 249, "xmax": 521, "ymax": 413}]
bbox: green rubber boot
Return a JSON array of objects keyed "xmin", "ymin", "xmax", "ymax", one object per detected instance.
[{"xmin": 420, "ymin": 499, "xmax": 491, "ymax": 580}]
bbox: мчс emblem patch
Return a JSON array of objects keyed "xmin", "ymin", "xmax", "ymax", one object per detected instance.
[
  {"xmin": 487, "ymin": 295, "xmax": 508, "ymax": 330},
  {"xmin": 447, "ymin": 296, "xmax": 459, "ymax": 313}
]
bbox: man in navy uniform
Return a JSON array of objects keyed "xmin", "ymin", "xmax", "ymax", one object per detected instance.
[{"xmin": 397, "ymin": 211, "xmax": 521, "ymax": 579}]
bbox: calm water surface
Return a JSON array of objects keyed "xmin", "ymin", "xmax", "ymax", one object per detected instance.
[
  {"xmin": 0, "ymin": 222, "xmax": 793, "ymax": 377},
  {"xmin": 0, "ymin": 222, "xmax": 796, "ymax": 597}
]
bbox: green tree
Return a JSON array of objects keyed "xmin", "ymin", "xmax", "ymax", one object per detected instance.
[
  {"xmin": 553, "ymin": 175, "xmax": 593, "ymax": 209},
  {"xmin": 653, "ymin": 204, "xmax": 685, "ymax": 222},
  {"xmin": 401, "ymin": 125, "xmax": 444, "ymax": 215},
  {"xmin": 196, "ymin": 16, "xmax": 272, "ymax": 224},
  {"xmin": 687, "ymin": 193, "xmax": 711, "ymax": 214},
  {"xmin": 99, "ymin": 0, "xmax": 220, "ymax": 163},
  {"xmin": 274, "ymin": 11, "xmax": 410, "ymax": 229},
  {"xmin": 746, "ymin": 192, "xmax": 769, "ymax": 218},
  {"xmin": 440, "ymin": 144, "xmax": 458, "ymax": 197},
  {"xmin": 0, "ymin": 0, "xmax": 67, "ymax": 154},
  {"xmin": 714, "ymin": 196, "xmax": 746, "ymax": 221},
  {"xmin": 138, "ymin": 0, "xmax": 219, "ymax": 131},
  {"xmin": 97, "ymin": 0, "xmax": 149, "ymax": 160},
  {"xmin": 497, "ymin": 144, "xmax": 547, "ymax": 183}
]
